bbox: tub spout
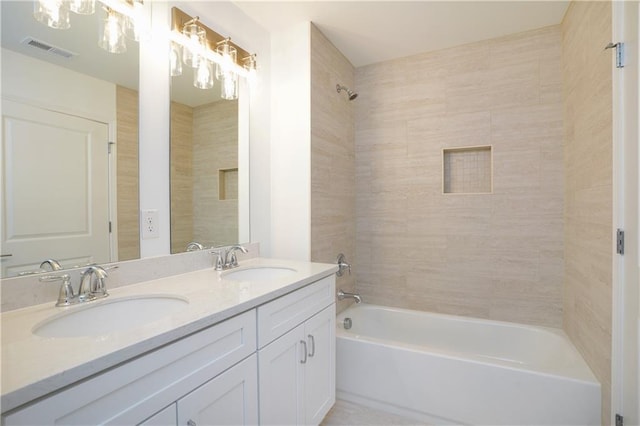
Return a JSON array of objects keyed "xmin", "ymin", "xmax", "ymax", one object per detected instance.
[{"xmin": 337, "ymin": 289, "xmax": 362, "ymax": 304}]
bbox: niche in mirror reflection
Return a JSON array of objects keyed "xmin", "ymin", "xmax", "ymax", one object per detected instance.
[
  {"xmin": 0, "ymin": 1, "xmax": 140, "ymax": 278},
  {"xmin": 170, "ymin": 59, "xmax": 240, "ymax": 254}
]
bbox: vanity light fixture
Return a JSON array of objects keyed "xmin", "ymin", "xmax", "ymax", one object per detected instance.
[
  {"xmin": 181, "ymin": 17, "xmax": 206, "ymax": 68},
  {"xmin": 170, "ymin": 7, "xmax": 257, "ymax": 96},
  {"xmin": 243, "ymin": 54, "xmax": 257, "ymax": 84},
  {"xmin": 216, "ymin": 38, "xmax": 238, "ymax": 99},
  {"xmin": 32, "ymin": 0, "xmax": 147, "ymax": 54}
]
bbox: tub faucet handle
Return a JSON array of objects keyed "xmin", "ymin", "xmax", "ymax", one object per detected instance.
[{"xmin": 336, "ymin": 253, "xmax": 351, "ymax": 276}]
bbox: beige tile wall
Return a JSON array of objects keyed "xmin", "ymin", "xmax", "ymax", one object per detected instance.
[
  {"xmin": 116, "ymin": 86, "xmax": 140, "ymax": 261},
  {"xmin": 310, "ymin": 24, "xmax": 356, "ymax": 313},
  {"xmin": 354, "ymin": 26, "xmax": 564, "ymax": 327},
  {"xmin": 192, "ymin": 100, "xmax": 239, "ymax": 247},
  {"xmin": 170, "ymin": 100, "xmax": 238, "ymax": 251},
  {"xmin": 561, "ymin": 2, "xmax": 612, "ymax": 423},
  {"xmin": 170, "ymin": 101, "xmax": 194, "ymax": 254}
]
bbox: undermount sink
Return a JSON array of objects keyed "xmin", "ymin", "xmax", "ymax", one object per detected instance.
[
  {"xmin": 222, "ymin": 266, "xmax": 297, "ymax": 281},
  {"xmin": 33, "ymin": 295, "xmax": 189, "ymax": 339}
]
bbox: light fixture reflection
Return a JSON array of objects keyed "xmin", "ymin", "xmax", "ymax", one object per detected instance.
[
  {"xmin": 98, "ymin": 7, "xmax": 127, "ymax": 54},
  {"xmin": 170, "ymin": 42, "xmax": 183, "ymax": 77},
  {"xmin": 220, "ymin": 72, "xmax": 238, "ymax": 100},
  {"xmin": 33, "ymin": 0, "xmax": 70, "ymax": 30},
  {"xmin": 194, "ymin": 59, "xmax": 214, "ymax": 89},
  {"xmin": 69, "ymin": 0, "xmax": 95, "ymax": 15},
  {"xmin": 123, "ymin": 0, "xmax": 144, "ymax": 41}
]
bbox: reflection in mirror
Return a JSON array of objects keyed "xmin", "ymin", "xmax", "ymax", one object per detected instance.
[
  {"xmin": 170, "ymin": 58, "xmax": 240, "ymax": 254},
  {"xmin": 0, "ymin": 1, "xmax": 140, "ymax": 277}
]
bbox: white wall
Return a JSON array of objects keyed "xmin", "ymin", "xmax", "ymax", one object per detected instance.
[
  {"xmin": 269, "ymin": 22, "xmax": 311, "ymax": 260},
  {"xmin": 139, "ymin": 2, "xmax": 171, "ymax": 257},
  {"xmin": 1, "ymin": 49, "xmax": 115, "ymax": 123}
]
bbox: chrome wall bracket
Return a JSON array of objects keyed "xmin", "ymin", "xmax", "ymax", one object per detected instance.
[{"xmin": 605, "ymin": 42, "xmax": 625, "ymax": 68}]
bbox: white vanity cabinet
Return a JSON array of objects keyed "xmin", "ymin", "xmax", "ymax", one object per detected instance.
[
  {"xmin": 140, "ymin": 355, "xmax": 258, "ymax": 426},
  {"xmin": 2, "ymin": 271, "xmax": 337, "ymax": 426},
  {"xmin": 3, "ymin": 310, "xmax": 257, "ymax": 426},
  {"xmin": 257, "ymin": 276, "xmax": 336, "ymax": 426}
]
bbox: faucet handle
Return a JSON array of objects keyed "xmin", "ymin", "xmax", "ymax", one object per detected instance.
[
  {"xmin": 40, "ymin": 274, "xmax": 74, "ymax": 307},
  {"xmin": 211, "ymin": 250, "xmax": 225, "ymax": 271}
]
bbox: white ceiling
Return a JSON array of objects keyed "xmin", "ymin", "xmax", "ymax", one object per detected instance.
[{"xmin": 233, "ymin": 1, "xmax": 570, "ymax": 67}]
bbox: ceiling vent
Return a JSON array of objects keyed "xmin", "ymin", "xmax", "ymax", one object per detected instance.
[{"xmin": 20, "ymin": 37, "xmax": 77, "ymax": 59}]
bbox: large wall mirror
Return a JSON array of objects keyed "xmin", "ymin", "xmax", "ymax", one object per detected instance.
[
  {"xmin": 1, "ymin": 1, "xmax": 140, "ymax": 278},
  {"xmin": 169, "ymin": 6, "xmax": 249, "ymax": 254},
  {"xmin": 1, "ymin": 2, "xmax": 252, "ymax": 277}
]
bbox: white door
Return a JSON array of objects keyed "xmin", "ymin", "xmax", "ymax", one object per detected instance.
[
  {"xmin": 258, "ymin": 323, "xmax": 305, "ymax": 426},
  {"xmin": 1, "ymin": 100, "xmax": 111, "ymax": 276},
  {"xmin": 612, "ymin": 1, "xmax": 640, "ymax": 424},
  {"xmin": 304, "ymin": 304, "xmax": 336, "ymax": 426},
  {"xmin": 177, "ymin": 355, "xmax": 258, "ymax": 426}
]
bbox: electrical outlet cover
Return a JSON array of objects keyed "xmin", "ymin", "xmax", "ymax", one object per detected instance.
[{"xmin": 141, "ymin": 209, "xmax": 159, "ymax": 239}]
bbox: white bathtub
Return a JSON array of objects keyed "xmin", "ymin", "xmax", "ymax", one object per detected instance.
[{"xmin": 336, "ymin": 304, "xmax": 600, "ymax": 425}]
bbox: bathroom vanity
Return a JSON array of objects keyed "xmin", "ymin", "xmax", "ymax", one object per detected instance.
[{"xmin": 1, "ymin": 258, "xmax": 337, "ymax": 425}]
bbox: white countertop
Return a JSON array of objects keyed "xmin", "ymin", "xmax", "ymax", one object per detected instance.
[{"xmin": 1, "ymin": 258, "xmax": 338, "ymax": 413}]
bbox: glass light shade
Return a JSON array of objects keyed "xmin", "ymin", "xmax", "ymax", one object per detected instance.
[
  {"xmin": 124, "ymin": 16, "xmax": 140, "ymax": 41},
  {"xmin": 34, "ymin": 0, "xmax": 70, "ymax": 30},
  {"xmin": 243, "ymin": 55, "xmax": 257, "ymax": 85},
  {"xmin": 98, "ymin": 8, "xmax": 127, "ymax": 54},
  {"xmin": 182, "ymin": 22, "xmax": 206, "ymax": 68},
  {"xmin": 124, "ymin": 1, "xmax": 144, "ymax": 41},
  {"xmin": 68, "ymin": 0, "xmax": 95, "ymax": 15},
  {"xmin": 170, "ymin": 42, "xmax": 183, "ymax": 77},
  {"xmin": 193, "ymin": 59, "xmax": 214, "ymax": 90},
  {"xmin": 216, "ymin": 42, "xmax": 237, "ymax": 80},
  {"xmin": 220, "ymin": 72, "xmax": 238, "ymax": 100}
]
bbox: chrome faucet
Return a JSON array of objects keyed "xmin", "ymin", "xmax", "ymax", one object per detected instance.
[
  {"xmin": 337, "ymin": 289, "xmax": 362, "ymax": 304},
  {"xmin": 225, "ymin": 245, "xmax": 248, "ymax": 268},
  {"xmin": 41, "ymin": 265, "xmax": 113, "ymax": 307},
  {"xmin": 78, "ymin": 265, "xmax": 110, "ymax": 301},
  {"xmin": 212, "ymin": 245, "xmax": 248, "ymax": 271},
  {"xmin": 186, "ymin": 242, "xmax": 205, "ymax": 251},
  {"xmin": 40, "ymin": 259, "xmax": 63, "ymax": 272}
]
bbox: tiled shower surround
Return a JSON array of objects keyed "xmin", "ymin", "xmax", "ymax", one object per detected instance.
[
  {"xmin": 310, "ymin": 24, "xmax": 357, "ymax": 313},
  {"xmin": 355, "ymin": 25, "xmax": 564, "ymax": 328},
  {"xmin": 562, "ymin": 1, "xmax": 613, "ymax": 422}
]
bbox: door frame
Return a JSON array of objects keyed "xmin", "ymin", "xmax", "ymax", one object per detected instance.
[{"xmin": 611, "ymin": 1, "xmax": 640, "ymax": 424}]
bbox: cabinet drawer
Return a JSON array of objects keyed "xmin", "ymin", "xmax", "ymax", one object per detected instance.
[
  {"xmin": 4, "ymin": 310, "xmax": 257, "ymax": 425},
  {"xmin": 257, "ymin": 275, "xmax": 335, "ymax": 348}
]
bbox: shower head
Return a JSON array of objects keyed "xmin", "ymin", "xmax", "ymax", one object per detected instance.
[{"xmin": 336, "ymin": 84, "xmax": 358, "ymax": 100}]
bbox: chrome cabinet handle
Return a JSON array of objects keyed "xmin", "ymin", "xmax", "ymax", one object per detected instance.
[
  {"xmin": 0, "ymin": 253, "xmax": 12, "ymax": 258},
  {"xmin": 308, "ymin": 334, "xmax": 315, "ymax": 357},
  {"xmin": 300, "ymin": 340, "xmax": 308, "ymax": 364}
]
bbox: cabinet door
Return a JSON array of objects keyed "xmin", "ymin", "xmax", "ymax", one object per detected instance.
[
  {"xmin": 139, "ymin": 403, "xmax": 177, "ymax": 426},
  {"xmin": 258, "ymin": 323, "xmax": 305, "ymax": 425},
  {"xmin": 304, "ymin": 304, "xmax": 336, "ymax": 425},
  {"xmin": 177, "ymin": 355, "xmax": 258, "ymax": 426}
]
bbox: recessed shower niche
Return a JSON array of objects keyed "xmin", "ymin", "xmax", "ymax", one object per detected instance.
[{"xmin": 442, "ymin": 146, "xmax": 493, "ymax": 194}]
